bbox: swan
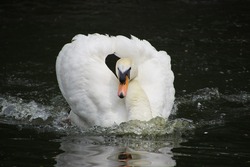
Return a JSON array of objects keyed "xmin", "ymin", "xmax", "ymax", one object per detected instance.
[{"xmin": 56, "ymin": 34, "xmax": 175, "ymax": 128}]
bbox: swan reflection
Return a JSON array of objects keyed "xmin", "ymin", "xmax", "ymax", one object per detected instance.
[{"xmin": 55, "ymin": 135, "xmax": 176, "ymax": 167}]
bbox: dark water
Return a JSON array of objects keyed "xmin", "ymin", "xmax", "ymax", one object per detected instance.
[{"xmin": 1, "ymin": 0, "xmax": 250, "ymax": 166}]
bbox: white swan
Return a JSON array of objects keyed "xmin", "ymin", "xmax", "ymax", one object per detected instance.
[{"xmin": 56, "ymin": 34, "xmax": 175, "ymax": 128}]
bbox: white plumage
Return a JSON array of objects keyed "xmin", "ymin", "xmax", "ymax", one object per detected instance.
[{"xmin": 56, "ymin": 34, "xmax": 175, "ymax": 128}]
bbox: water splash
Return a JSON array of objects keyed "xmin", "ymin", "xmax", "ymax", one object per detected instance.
[
  {"xmin": 0, "ymin": 96, "xmax": 52, "ymax": 122},
  {"xmin": 1, "ymin": 88, "xmax": 249, "ymax": 137},
  {"xmin": 221, "ymin": 91, "xmax": 250, "ymax": 104},
  {"xmin": 83, "ymin": 117, "xmax": 194, "ymax": 137},
  {"xmin": 0, "ymin": 94, "xmax": 194, "ymax": 138},
  {"xmin": 0, "ymin": 95, "xmax": 70, "ymax": 133},
  {"xmin": 175, "ymin": 87, "xmax": 220, "ymax": 105}
]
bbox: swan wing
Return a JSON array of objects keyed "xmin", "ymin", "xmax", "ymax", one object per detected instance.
[{"xmin": 56, "ymin": 34, "xmax": 127, "ymax": 127}]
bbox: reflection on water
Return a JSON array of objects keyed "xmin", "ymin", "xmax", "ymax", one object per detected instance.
[{"xmin": 56, "ymin": 136, "xmax": 176, "ymax": 167}]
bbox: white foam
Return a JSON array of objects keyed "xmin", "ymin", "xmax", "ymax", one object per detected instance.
[{"xmin": 0, "ymin": 96, "xmax": 51, "ymax": 121}]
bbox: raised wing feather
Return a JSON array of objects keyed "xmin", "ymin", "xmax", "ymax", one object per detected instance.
[{"xmin": 56, "ymin": 34, "xmax": 127, "ymax": 127}]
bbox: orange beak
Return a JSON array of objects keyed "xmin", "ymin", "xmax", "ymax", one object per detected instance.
[{"xmin": 118, "ymin": 75, "xmax": 129, "ymax": 98}]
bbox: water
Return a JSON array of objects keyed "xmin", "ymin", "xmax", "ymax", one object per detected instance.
[{"xmin": 1, "ymin": 0, "xmax": 250, "ymax": 166}]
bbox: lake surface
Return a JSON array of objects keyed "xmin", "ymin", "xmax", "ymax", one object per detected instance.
[{"xmin": 1, "ymin": 0, "xmax": 250, "ymax": 166}]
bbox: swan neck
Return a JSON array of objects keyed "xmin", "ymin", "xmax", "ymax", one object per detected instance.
[{"xmin": 125, "ymin": 79, "xmax": 152, "ymax": 121}]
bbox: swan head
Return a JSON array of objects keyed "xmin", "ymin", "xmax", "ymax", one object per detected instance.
[{"xmin": 115, "ymin": 58, "xmax": 137, "ymax": 98}]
